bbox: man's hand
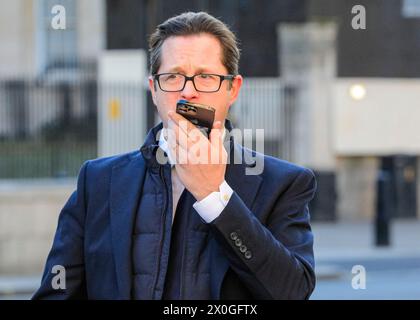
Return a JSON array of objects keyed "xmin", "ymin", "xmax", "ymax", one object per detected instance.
[{"xmin": 167, "ymin": 110, "xmax": 227, "ymax": 201}]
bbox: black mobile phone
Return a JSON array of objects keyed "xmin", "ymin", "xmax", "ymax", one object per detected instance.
[{"xmin": 176, "ymin": 99, "xmax": 215, "ymax": 135}]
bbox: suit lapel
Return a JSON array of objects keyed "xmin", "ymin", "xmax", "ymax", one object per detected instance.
[
  {"xmin": 210, "ymin": 142, "xmax": 263, "ymax": 299},
  {"xmin": 110, "ymin": 152, "xmax": 147, "ymax": 299},
  {"xmin": 225, "ymin": 143, "xmax": 263, "ymax": 210}
]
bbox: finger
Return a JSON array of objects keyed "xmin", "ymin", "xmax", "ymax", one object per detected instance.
[
  {"xmin": 171, "ymin": 131, "xmax": 207, "ymax": 165},
  {"xmin": 168, "ymin": 122, "xmax": 190, "ymax": 151},
  {"xmin": 168, "ymin": 116, "xmax": 208, "ymax": 151},
  {"xmin": 167, "ymin": 119, "xmax": 188, "ymax": 152},
  {"xmin": 168, "ymin": 111, "xmax": 194, "ymax": 136},
  {"xmin": 176, "ymin": 142, "xmax": 189, "ymax": 164},
  {"xmin": 166, "ymin": 129, "xmax": 188, "ymax": 165},
  {"xmin": 209, "ymin": 121, "xmax": 223, "ymax": 144},
  {"xmin": 168, "ymin": 111, "xmax": 209, "ymax": 144},
  {"xmin": 167, "ymin": 121, "xmax": 199, "ymax": 165}
]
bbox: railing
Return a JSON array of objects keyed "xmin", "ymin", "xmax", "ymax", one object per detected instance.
[
  {"xmin": 230, "ymin": 77, "xmax": 297, "ymax": 161},
  {"xmin": 0, "ymin": 78, "xmax": 97, "ymax": 178},
  {"xmin": 0, "ymin": 77, "xmax": 298, "ymax": 179}
]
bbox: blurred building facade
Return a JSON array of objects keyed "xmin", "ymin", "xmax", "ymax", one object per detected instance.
[
  {"xmin": 1, "ymin": 0, "xmax": 420, "ymax": 278},
  {"xmin": 104, "ymin": 0, "xmax": 420, "ymax": 222},
  {"xmin": 0, "ymin": 0, "xmax": 105, "ymax": 179},
  {"xmin": 1, "ymin": 0, "xmax": 419, "ymax": 225},
  {"xmin": 0, "ymin": 0, "xmax": 104, "ymax": 78}
]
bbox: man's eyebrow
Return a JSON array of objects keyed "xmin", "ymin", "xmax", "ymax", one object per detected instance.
[
  {"xmin": 167, "ymin": 66, "xmax": 214, "ymax": 74},
  {"xmin": 166, "ymin": 66, "xmax": 184, "ymax": 73}
]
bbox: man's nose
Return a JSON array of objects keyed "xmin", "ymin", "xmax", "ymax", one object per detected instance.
[{"xmin": 180, "ymin": 78, "xmax": 199, "ymax": 100}]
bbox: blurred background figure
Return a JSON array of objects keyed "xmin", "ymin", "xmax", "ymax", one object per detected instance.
[{"xmin": 0, "ymin": 0, "xmax": 419, "ymax": 299}]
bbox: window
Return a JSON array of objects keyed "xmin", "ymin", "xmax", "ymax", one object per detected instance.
[
  {"xmin": 37, "ymin": 0, "xmax": 77, "ymax": 73},
  {"xmin": 402, "ymin": 0, "xmax": 420, "ymax": 18}
]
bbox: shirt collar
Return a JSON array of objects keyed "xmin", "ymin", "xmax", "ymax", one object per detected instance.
[{"xmin": 158, "ymin": 127, "xmax": 176, "ymax": 166}]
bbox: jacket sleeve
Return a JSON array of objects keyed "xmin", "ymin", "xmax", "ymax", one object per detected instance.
[
  {"xmin": 210, "ymin": 168, "xmax": 317, "ymax": 300},
  {"xmin": 32, "ymin": 161, "xmax": 90, "ymax": 300}
]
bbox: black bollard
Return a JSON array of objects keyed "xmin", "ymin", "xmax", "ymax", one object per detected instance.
[{"xmin": 375, "ymin": 170, "xmax": 392, "ymax": 246}]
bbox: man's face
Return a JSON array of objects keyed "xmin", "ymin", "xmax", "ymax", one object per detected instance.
[{"xmin": 149, "ymin": 33, "xmax": 243, "ymax": 127}]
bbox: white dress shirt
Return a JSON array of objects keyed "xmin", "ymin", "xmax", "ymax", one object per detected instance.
[{"xmin": 158, "ymin": 127, "xmax": 233, "ymax": 224}]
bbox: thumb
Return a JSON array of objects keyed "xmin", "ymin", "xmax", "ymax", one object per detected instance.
[{"xmin": 209, "ymin": 121, "xmax": 223, "ymax": 143}]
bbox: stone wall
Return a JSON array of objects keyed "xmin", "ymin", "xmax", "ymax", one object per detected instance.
[
  {"xmin": 336, "ymin": 157, "xmax": 378, "ymax": 221},
  {"xmin": 0, "ymin": 180, "xmax": 75, "ymax": 275}
]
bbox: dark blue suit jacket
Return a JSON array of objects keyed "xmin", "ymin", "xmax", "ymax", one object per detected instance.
[{"xmin": 32, "ymin": 137, "xmax": 316, "ymax": 300}]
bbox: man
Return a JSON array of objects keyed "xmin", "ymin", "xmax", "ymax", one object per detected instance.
[{"xmin": 33, "ymin": 11, "xmax": 316, "ymax": 300}]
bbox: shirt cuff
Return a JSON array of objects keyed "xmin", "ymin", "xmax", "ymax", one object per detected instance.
[{"xmin": 193, "ymin": 180, "xmax": 233, "ymax": 223}]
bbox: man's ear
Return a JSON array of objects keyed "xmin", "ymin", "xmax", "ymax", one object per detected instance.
[
  {"xmin": 148, "ymin": 76, "xmax": 157, "ymax": 105},
  {"xmin": 228, "ymin": 75, "xmax": 243, "ymax": 106}
]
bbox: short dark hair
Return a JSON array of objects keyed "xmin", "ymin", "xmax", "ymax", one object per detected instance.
[{"xmin": 148, "ymin": 11, "xmax": 240, "ymax": 76}]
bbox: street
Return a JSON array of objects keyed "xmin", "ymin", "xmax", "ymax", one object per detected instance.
[{"xmin": 312, "ymin": 256, "xmax": 420, "ymax": 299}]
